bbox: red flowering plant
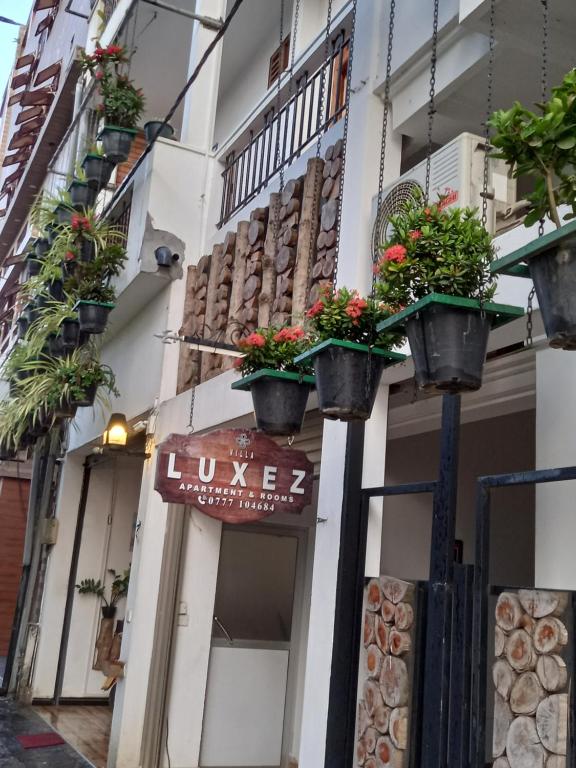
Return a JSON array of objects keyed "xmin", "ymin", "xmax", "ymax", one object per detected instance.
[
  {"xmin": 235, "ymin": 326, "xmax": 313, "ymax": 376},
  {"xmin": 80, "ymin": 44, "xmax": 144, "ymax": 128},
  {"xmin": 374, "ymin": 190, "xmax": 497, "ymax": 309},
  {"xmin": 305, "ymin": 286, "xmax": 403, "ymax": 349}
]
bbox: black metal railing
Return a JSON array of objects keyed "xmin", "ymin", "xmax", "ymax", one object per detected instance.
[{"xmin": 218, "ymin": 32, "xmax": 349, "ymax": 226}]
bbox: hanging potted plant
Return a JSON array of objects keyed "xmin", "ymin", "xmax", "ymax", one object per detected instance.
[
  {"xmin": 231, "ymin": 326, "xmax": 314, "ymax": 436},
  {"xmin": 490, "ymin": 68, "xmax": 576, "ymax": 349},
  {"xmin": 34, "ymin": 237, "xmax": 51, "ymax": 258},
  {"xmin": 81, "ymin": 45, "xmax": 145, "ymax": 164},
  {"xmin": 75, "ymin": 568, "xmax": 130, "ymax": 619},
  {"xmin": 25, "ymin": 252, "xmax": 42, "ymax": 279},
  {"xmin": 294, "ymin": 287, "xmax": 405, "ymax": 421},
  {"xmin": 68, "ymin": 178, "xmax": 98, "ymax": 210},
  {"xmin": 143, "ymin": 119, "xmax": 175, "ymax": 144},
  {"xmin": 74, "ymin": 282, "xmax": 115, "ymax": 334},
  {"xmin": 81, "ymin": 147, "xmax": 116, "ymax": 191},
  {"xmin": 375, "ymin": 194, "xmax": 523, "ymax": 393}
]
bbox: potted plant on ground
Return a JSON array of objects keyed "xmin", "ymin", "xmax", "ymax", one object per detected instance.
[
  {"xmin": 231, "ymin": 326, "xmax": 314, "ymax": 435},
  {"xmin": 81, "ymin": 45, "xmax": 145, "ymax": 163},
  {"xmin": 76, "ymin": 568, "xmax": 130, "ymax": 619},
  {"xmin": 489, "ymin": 68, "xmax": 576, "ymax": 349},
  {"xmin": 143, "ymin": 119, "xmax": 175, "ymax": 144},
  {"xmin": 294, "ymin": 287, "xmax": 405, "ymax": 420},
  {"xmin": 375, "ymin": 194, "xmax": 523, "ymax": 393}
]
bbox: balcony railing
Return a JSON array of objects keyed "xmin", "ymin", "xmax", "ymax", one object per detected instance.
[{"xmin": 219, "ymin": 32, "xmax": 349, "ymax": 226}]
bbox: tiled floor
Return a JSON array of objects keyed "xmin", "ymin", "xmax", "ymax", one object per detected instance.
[
  {"xmin": 34, "ymin": 705, "xmax": 112, "ymax": 768},
  {"xmin": 0, "ymin": 697, "xmax": 96, "ymax": 767}
]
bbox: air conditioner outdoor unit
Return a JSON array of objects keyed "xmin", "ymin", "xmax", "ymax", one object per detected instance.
[{"xmin": 371, "ymin": 132, "xmax": 516, "ymax": 260}]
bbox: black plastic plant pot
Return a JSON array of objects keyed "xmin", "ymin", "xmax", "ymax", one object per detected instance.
[
  {"xmin": 81, "ymin": 153, "xmax": 116, "ymax": 190},
  {"xmin": 232, "ymin": 369, "xmax": 315, "ymax": 436},
  {"xmin": 25, "ymin": 304, "xmax": 40, "ymax": 325},
  {"xmin": 25, "ymin": 255, "xmax": 41, "ymax": 279},
  {"xmin": 295, "ymin": 340, "xmax": 404, "ymax": 422},
  {"xmin": 70, "ymin": 383, "xmax": 98, "ymax": 408},
  {"xmin": 47, "ymin": 278, "xmax": 64, "ymax": 301},
  {"xmin": 68, "ymin": 180, "xmax": 98, "ymax": 210},
  {"xmin": 79, "ymin": 238, "xmax": 95, "ymax": 262},
  {"xmin": 144, "ymin": 120, "xmax": 175, "ymax": 144},
  {"xmin": 406, "ymin": 306, "xmax": 491, "ymax": 393},
  {"xmin": 35, "ymin": 295, "xmax": 48, "ymax": 311},
  {"xmin": 377, "ymin": 293, "xmax": 524, "ymax": 395},
  {"xmin": 16, "ymin": 316, "xmax": 29, "ymax": 339},
  {"xmin": 62, "ymin": 258, "xmax": 77, "ymax": 278},
  {"xmin": 75, "ymin": 300, "xmax": 114, "ymax": 334},
  {"xmin": 528, "ymin": 238, "xmax": 576, "ymax": 350},
  {"xmin": 98, "ymin": 125, "xmax": 137, "ymax": 164},
  {"xmin": 48, "ymin": 332, "xmax": 65, "ymax": 358},
  {"xmin": 46, "ymin": 225, "xmax": 58, "ymax": 245},
  {"xmin": 34, "ymin": 238, "xmax": 50, "ymax": 258},
  {"xmin": 101, "ymin": 606, "xmax": 117, "ymax": 619},
  {"xmin": 54, "ymin": 205, "xmax": 73, "ymax": 225},
  {"xmin": 54, "ymin": 398, "xmax": 78, "ymax": 419},
  {"xmin": 60, "ymin": 318, "xmax": 80, "ymax": 349}
]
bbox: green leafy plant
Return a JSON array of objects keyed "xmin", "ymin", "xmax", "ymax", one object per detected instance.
[
  {"xmin": 305, "ymin": 286, "xmax": 402, "ymax": 348},
  {"xmin": 81, "ymin": 44, "xmax": 145, "ymax": 128},
  {"xmin": 76, "ymin": 568, "xmax": 130, "ymax": 607},
  {"xmin": 375, "ymin": 192, "xmax": 496, "ymax": 308},
  {"xmin": 235, "ymin": 326, "xmax": 312, "ymax": 376},
  {"xmin": 490, "ymin": 68, "xmax": 576, "ymax": 228},
  {"xmin": 17, "ymin": 351, "xmax": 118, "ymax": 410}
]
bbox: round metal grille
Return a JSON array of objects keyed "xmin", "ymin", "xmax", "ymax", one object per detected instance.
[{"xmin": 371, "ymin": 179, "xmax": 424, "ymax": 264}]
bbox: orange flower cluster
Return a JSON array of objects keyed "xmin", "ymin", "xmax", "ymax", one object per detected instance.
[
  {"xmin": 71, "ymin": 215, "xmax": 91, "ymax": 232},
  {"xmin": 306, "ymin": 301, "xmax": 324, "ymax": 318},
  {"xmin": 90, "ymin": 44, "xmax": 124, "ymax": 62},
  {"xmin": 238, "ymin": 332, "xmax": 266, "ymax": 348},
  {"xmin": 273, "ymin": 326, "xmax": 305, "ymax": 343},
  {"xmin": 345, "ymin": 296, "xmax": 367, "ymax": 319}
]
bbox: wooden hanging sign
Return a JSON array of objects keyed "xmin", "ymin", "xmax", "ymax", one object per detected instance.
[{"xmin": 154, "ymin": 429, "xmax": 314, "ymax": 523}]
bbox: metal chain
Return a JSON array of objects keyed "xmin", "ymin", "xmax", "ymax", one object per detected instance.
[
  {"xmin": 305, "ymin": 0, "xmax": 333, "ymax": 303},
  {"xmin": 538, "ymin": 0, "xmax": 549, "ymax": 238},
  {"xmin": 526, "ymin": 286, "xmax": 535, "ymax": 347},
  {"xmin": 332, "ymin": 0, "xmax": 357, "ymax": 288},
  {"xmin": 315, "ymin": 0, "xmax": 333, "ymax": 161},
  {"xmin": 481, "ymin": 0, "xmax": 495, "ymax": 230},
  {"xmin": 187, "ymin": 386, "xmax": 195, "ymax": 432},
  {"xmin": 376, "ymin": 0, "xmax": 396, "ymax": 212},
  {"xmin": 372, "ymin": 0, "xmax": 396, "ymax": 294},
  {"xmin": 425, "ymin": 0, "xmax": 440, "ymax": 202},
  {"xmin": 273, "ymin": 0, "xmax": 286, "ymax": 257}
]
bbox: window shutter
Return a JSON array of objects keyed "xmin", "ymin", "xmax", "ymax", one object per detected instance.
[{"xmin": 268, "ymin": 35, "xmax": 290, "ymax": 88}]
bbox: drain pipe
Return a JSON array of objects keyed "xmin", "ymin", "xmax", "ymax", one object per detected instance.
[{"xmin": 52, "ymin": 455, "xmax": 96, "ymax": 704}]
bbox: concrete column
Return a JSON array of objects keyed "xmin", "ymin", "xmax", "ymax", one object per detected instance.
[
  {"xmin": 535, "ymin": 348, "xmax": 576, "ymax": 589},
  {"xmin": 298, "ymin": 419, "xmax": 348, "ymax": 768},
  {"xmin": 299, "ymin": 2, "xmax": 399, "ymax": 763}
]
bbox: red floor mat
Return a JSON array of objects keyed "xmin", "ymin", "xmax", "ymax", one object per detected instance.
[{"xmin": 17, "ymin": 732, "xmax": 65, "ymax": 749}]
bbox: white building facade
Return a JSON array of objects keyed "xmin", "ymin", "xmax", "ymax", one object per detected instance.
[{"xmin": 1, "ymin": 1, "xmax": 576, "ymax": 767}]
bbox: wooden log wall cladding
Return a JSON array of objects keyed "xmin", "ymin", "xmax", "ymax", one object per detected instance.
[
  {"xmin": 176, "ymin": 258, "xmax": 210, "ymax": 393},
  {"xmin": 491, "ymin": 589, "xmax": 571, "ymax": 768},
  {"xmin": 174, "ymin": 142, "xmax": 339, "ymax": 393},
  {"xmin": 358, "ymin": 575, "xmax": 416, "ymax": 768},
  {"xmin": 309, "ymin": 139, "xmax": 343, "ymax": 306}
]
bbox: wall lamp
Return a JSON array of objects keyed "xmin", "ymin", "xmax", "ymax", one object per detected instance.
[{"xmin": 95, "ymin": 413, "xmax": 151, "ymax": 458}]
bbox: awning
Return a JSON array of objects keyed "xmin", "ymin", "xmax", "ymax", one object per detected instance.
[
  {"xmin": 34, "ymin": 0, "xmax": 59, "ymax": 9},
  {"xmin": 35, "ymin": 61, "xmax": 61, "ymax": 87}
]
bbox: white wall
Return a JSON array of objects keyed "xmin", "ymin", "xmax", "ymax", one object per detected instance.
[
  {"xmin": 535, "ymin": 349, "xmax": 576, "ymax": 590},
  {"xmin": 383, "ymin": 410, "xmax": 535, "ymax": 586}
]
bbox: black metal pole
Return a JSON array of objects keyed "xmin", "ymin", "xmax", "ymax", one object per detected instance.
[
  {"xmin": 420, "ymin": 393, "xmax": 461, "ymax": 768},
  {"xmin": 52, "ymin": 457, "xmax": 94, "ymax": 704},
  {"xmin": 324, "ymin": 421, "xmax": 367, "ymax": 768}
]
